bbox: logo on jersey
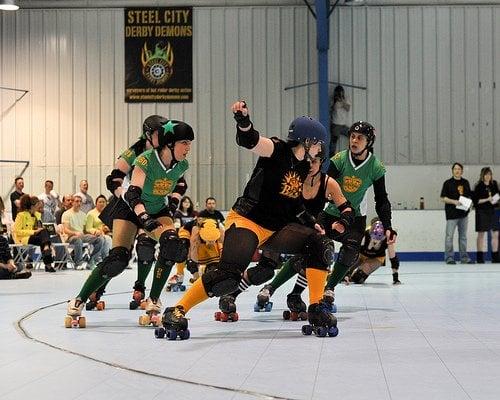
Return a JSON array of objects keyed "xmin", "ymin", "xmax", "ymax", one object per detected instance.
[
  {"xmin": 457, "ymin": 185, "xmax": 464, "ymax": 195},
  {"xmin": 136, "ymin": 156, "xmax": 148, "ymax": 167},
  {"xmin": 279, "ymin": 171, "xmax": 303, "ymax": 199},
  {"xmin": 153, "ymin": 179, "xmax": 173, "ymax": 195},
  {"xmin": 343, "ymin": 175, "xmax": 362, "ymax": 193}
]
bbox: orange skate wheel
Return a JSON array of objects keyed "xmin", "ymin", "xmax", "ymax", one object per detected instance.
[
  {"xmin": 139, "ymin": 314, "xmax": 150, "ymax": 326},
  {"xmin": 140, "ymin": 301, "xmax": 147, "ymax": 310},
  {"xmin": 78, "ymin": 316, "xmax": 86, "ymax": 328},
  {"xmin": 64, "ymin": 316, "xmax": 72, "ymax": 328}
]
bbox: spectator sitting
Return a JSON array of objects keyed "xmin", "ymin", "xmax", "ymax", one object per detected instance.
[
  {"xmin": 62, "ymin": 194, "xmax": 104, "ymax": 270},
  {"xmin": 85, "ymin": 195, "xmax": 112, "ymax": 260},
  {"xmin": 0, "ymin": 234, "xmax": 31, "ymax": 279},
  {"xmin": 173, "ymin": 195, "xmax": 198, "ymax": 229},
  {"xmin": 55, "ymin": 194, "xmax": 73, "ymax": 225},
  {"xmin": 38, "ymin": 180, "xmax": 61, "ymax": 223},
  {"xmin": 0, "ymin": 197, "xmax": 14, "ymax": 236},
  {"xmin": 13, "ymin": 195, "xmax": 56, "ymax": 272},
  {"xmin": 10, "ymin": 176, "xmax": 25, "ymax": 221},
  {"xmin": 75, "ymin": 179, "xmax": 95, "ymax": 214},
  {"xmin": 197, "ymin": 197, "xmax": 225, "ymax": 227}
]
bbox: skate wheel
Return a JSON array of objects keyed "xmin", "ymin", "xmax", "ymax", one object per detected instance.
[
  {"xmin": 129, "ymin": 300, "xmax": 138, "ymax": 310},
  {"xmin": 315, "ymin": 326, "xmax": 327, "ymax": 337},
  {"xmin": 299, "ymin": 311, "xmax": 308, "ymax": 321},
  {"xmin": 179, "ymin": 329, "xmax": 190, "ymax": 340},
  {"xmin": 214, "ymin": 311, "xmax": 221, "ymax": 321},
  {"xmin": 154, "ymin": 327, "xmax": 166, "ymax": 339},
  {"xmin": 331, "ymin": 304, "xmax": 337, "ymax": 313},
  {"xmin": 283, "ymin": 310, "xmax": 291, "ymax": 320},
  {"xmin": 220, "ymin": 313, "xmax": 229, "ymax": 322},
  {"xmin": 328, "ymin": 326, "xmax": 339, "ymax": 337},
  {"xmin": 179, "ymin": 285, "xmax": 186, "ymax": 291},
  {"xmin": 140, "ymin": 301, "xmax": 147, "ymax": 310},
  {"xmin": 253, "ymin": 303, "xmax": 261, "ymax": 312},
  {"xmin": 85, "ymin": 302, "xmax": 93, "ymax": 311},
  {"xmin": 166, "ymin": 329, "xmax": 178, "ymax": 340},
  {"xmin": 302, "ymin": 325, "xmax": 313, "ymax": 335},
  {"xmin": 231, "ymin": 312, "xmax": 239, "ymax": 322},
  {"xmin": 133, "ymin": 292, "xmax": 143, "ymax": 302},
  {"xmin": 265, "ymin": 302, "xmax": 273, "ymax": 312},
  {"xmin": 96, "ymin": 301, "xmax": 105, "ymax": 311},
  {"xmin": 290, "ymin": 312, "xmax": 298, "ymax": 321},
  {"xmin": 64, "ymin": 316, "xmax": 72, "ymax": 328},
  {"xmin": 78, "ymin": 316, "xmax": 86, "ymax": 328},
  {"xmin": 139, "ymin": 314, "xmax": 150, "ymax": 326}
]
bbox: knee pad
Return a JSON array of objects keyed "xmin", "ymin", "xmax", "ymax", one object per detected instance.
[
  {"xmin": 201, "ymin": 262, "xmax": 242, "ymax": 297},
  {"xmin": 350, "ymin": 268, "xmax": 368, "ymax": 284},
  {"xmin": 98, "ymin": 246, "xmax": 131, "ymax": 279},
  {"xmin": 304, "ymin": 233, "xmax": 335, "ymax": 270},
  {"xmin": 135, "ymin": 233, "xmax": 157, "ymax": 264},
  {"xmin": 337, "ymin": 236, "xmax": 360, "ymax": 268},
  {"xmin": 158, "ymin": 230, "xmax": 189, "ymax": 263},
  {"xmin": 246, "ymin": 257, "xmax": 277, "ymax": 285},
  {"xmin": 186, "ymin": 259, "xmax": 198, "ymax": 274},
  {"xmin": 289, "ymin": 255, "xmax": 306, "ymax": 274}
]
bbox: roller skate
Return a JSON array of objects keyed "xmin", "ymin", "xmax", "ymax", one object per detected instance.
[
  {"xmin": 322, "ymin": 288, "xmax": 337, "ymax": 313},
  {"xmin": 283, "ymin": 293, "xmax": 308, "ymax": 321},
  {"xmin": 64, "ymin": 298, "xmax": 86, "ymax": 328},
  {"xmin": 253, "ymin": 284, "xmax": 274, "ymax": 312},
  {"xmin": 301, "ymin": 301, "xmax": 339, "ymax": 337},
  {"xmin": 166, "ymin": 274, "xmax": 186, "ymax": 292},
  {"xmin": 214, "ymin": 294, "xmax": 239, "ymax": 322},
  {"xmin": 86, "ymin": 287, "xmax": 106, "ymax": 311},
  {"xmin": 129, "ymin": 281, "xmax": 146, "ymax": 310},
  {"xmin": 138, "ymin": 297, "xmax": 162, "ymax": 327},
  {"xmin": 155, "ymin": 305, "xmax": 190, "ymax": 340}
]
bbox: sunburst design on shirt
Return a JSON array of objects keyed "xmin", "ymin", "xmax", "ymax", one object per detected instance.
[{"xmin": 279, "ymin": 171, "xmax": 303, "ymax": 199}]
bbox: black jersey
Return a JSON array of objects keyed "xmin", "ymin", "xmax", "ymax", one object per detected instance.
[
  {"xmin": 233, "ymin": 139, "xmax": 310, "ymax": 231},
  {"xmin": 303, "ymin": 173, "xmax": 328, "ymax": 218},
  {"xmin": 360, "ymin": 230, "xmax": 387, "ymax": 258}
]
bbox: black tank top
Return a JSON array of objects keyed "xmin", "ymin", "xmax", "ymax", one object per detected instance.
[{"xmin": 303, "ymin": 173, "xmax": 328, "ymax": 218}]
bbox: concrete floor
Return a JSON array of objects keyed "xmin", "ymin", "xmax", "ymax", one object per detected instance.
[{"xmin": 1, "ymin": 262, "xmax": 500, "ymax": 400}]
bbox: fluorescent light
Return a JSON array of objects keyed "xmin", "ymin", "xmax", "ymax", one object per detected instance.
[{"xmin": 0, "ymin": 0, "xmax": 19, "ymax": 11}]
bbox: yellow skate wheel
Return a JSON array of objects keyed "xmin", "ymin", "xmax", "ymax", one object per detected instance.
[
  {"xmin": 140, "ymin": 301, "xmax": 147, "ymax": 310},
  {"xmin": 139, "ymin": 314, "xmax": 150, "ymax": 326},
  {"xmin": 64, "ymin": 316, "xmax": 72, "ymax": 328},
  {"xmin": 78, "ymin": 316, "xmax": 86, "ymax": 328}
]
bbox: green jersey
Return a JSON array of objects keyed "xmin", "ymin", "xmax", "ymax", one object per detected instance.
[
  {"xmin": 132, "ymin": 149, "xmax": 189, "ymax": 215},
  {"xmin": 325, "ymin": 150, "xmax": 385, "ymax": 217}
]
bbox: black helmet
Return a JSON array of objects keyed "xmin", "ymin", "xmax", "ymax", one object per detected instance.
[
  {"xmin": 142, "ymin": 115, "xmax": 169, "ymax": 141},
  {"xmin": 349, "ymin": 121, "xmax": 376, "ymax": 152},
  {"xmin": 287, "ymin": 116, "xmax": 327, "ymax": 145},
  {"xmin": 158, "ymin": 120, "xmax": 195, "ymax": 148}
]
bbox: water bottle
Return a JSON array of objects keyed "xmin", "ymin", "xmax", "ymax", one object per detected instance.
[{"xmin": 419, "ymin": 197, "xmax": 425, "ymax": 210}]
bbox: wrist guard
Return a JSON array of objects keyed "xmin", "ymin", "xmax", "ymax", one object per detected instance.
[
  {"xmin": 124, "ymin": 185, "xmax": 143, "ymax": 209},
  {"xmin": 236, "ymin": 126, "xmax": 259, "ymax": 149}
]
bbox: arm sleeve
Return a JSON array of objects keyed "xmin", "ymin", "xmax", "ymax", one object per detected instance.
[
  {"xmin": 440, "ymin": 181, "xmax": 448, "ymax": 198},
  {"xmin": 132, "ymin": 154, "xmax": 148, "ymax": 173},
  {"xmin": 373, "ymin": 175, "xmax": 392, "ymax": 230}
]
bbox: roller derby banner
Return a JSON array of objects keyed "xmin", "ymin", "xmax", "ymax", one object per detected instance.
[{"xmin": 125, "ymin": 7, "xmax": 193, "ymax": 103}]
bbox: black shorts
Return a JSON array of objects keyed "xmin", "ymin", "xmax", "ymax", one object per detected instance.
[
  {"xmin": 475, "ymin": 209, "xmax": 497, "ymax": 232},
  {"xmin": 99, "ymin": 197, "xmax": 172, "ymax": 231}
]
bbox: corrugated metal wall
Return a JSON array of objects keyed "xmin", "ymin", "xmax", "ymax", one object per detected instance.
[{"xmin": 1, "ymin": 5, "xmax": 499, "ymax": 209}]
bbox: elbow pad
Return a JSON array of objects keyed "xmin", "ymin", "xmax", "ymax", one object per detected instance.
[
  {"xmin": 236, "ymin": 126, "xmax": 260, "ymax": 149},
  {"xmin": 106, "ymin": 169, "xmax": 126, "ymax": 194},
  {"xmin": 173, "ymin": 177, "xmax": 187, "ymax": 196},
  {"xmin": 124, "ymin": 185, "xmax": 144, "ymax": 210}
]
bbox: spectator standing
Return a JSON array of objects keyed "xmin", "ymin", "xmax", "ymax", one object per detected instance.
[
  {"xmin": 473, "ymin": 167, "xmax": 499, "ymax": 263},
  {"xmin": 10, "ymin": 177, "xmax": 25, "ymax": 221},
  {"xmin": 329, "ymin": 85, "xmax": 351, "ymax": 157},
  {"xmin": 440, "ymin": 162, "xmax": 474, "ymax": 264},
  {"xmin": 75, "ymin": 180, "xmax": 95, "ymax": 214},
  {"xmin": 197, "ymin": 197, "xmax": 225, "ymax": 227},
  {"xmin": 38, "ymin": 180, "xmax": 61, "ymax": 223}
]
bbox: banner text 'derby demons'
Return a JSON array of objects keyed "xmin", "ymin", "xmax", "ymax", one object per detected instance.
[{"xmin": 125, "ymin": 7, "xmax": 193, "ymax": 103}]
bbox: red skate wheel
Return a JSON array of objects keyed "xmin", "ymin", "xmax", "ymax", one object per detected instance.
[
  {"xmin": 283, "ymin": 310, "xmax": 291, "ymax": 320},
  {"xmin": 220, "ymin": 313, "xmax": 229, "ymax": 322},
  {"xmin": 299, "ymin": 311, "xmax": 308, "ymax": 321},
  {"xmin": 214, "ymin": 311, "xmax": 221, "ymax": 321},
  {"xmin": 290, "ymin": 312, "xmax": 298, "ymax": 321},
  {"xmin": 231, "ymin": 312, "xmax": 239, "ymax": 322}
]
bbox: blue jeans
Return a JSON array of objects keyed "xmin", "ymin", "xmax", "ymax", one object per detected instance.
[{"xmin": 445, "ymin": 217, "xmax": 470, "ymax": 262}]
